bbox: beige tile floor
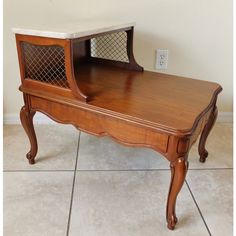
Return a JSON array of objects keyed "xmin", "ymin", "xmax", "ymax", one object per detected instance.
[{"xmin": 3, "ymin": 122, "xmax": 233, "ymax": 236}]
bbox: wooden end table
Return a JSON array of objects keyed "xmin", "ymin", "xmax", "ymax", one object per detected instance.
[{"xmin": 13, "ymin": 21, "xmax": 222, "ymax": 230}]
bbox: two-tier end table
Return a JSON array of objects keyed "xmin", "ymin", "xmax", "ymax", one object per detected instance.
[{"xmin": 13, "ymin": 21, "xmax": 222, "ymax": 230}]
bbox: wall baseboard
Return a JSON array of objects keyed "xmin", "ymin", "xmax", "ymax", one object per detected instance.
[
  {"xmin": 217, "ymin": 112, "xmax": 233, "ymax": 123},
  {"xmin": 3, "ymin": 112, "xmax": 233, "ymax": 125}
]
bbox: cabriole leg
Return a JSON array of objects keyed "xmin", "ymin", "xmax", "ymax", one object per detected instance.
[
  {"xmin": 198, "ymin": 106, "xmax": 218, "ymax": 163},
  {"xmin": 20, "ymin": 105, "xmax": 38, "ymax": 164},
  {"xmin": 166, "ymin": 156, "xmax": 189, "ymax": 230}
]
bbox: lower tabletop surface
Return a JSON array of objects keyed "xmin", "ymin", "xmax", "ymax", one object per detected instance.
[{"xmin": 76, "ymin": 63, "xmax": 221, "ymax": 133}]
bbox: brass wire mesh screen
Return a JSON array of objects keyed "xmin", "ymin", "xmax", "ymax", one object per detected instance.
[
  {"xmin": 21, "ymin": 42, "xmax": 69, "ymax": 88},
  {"xmin": 90, "ymin": 31, "xmax": 129, "ymax": 62}
]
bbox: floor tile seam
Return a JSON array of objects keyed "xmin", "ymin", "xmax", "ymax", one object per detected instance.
[
  {"xmin": 188, "ymin": 168, "xmax": 233, "ymax": 170},
  {"xmin": 73, "ymin": 167, "xmax": 233, "ymax": 172},
  {"xmin": 3, "ymin": 167, "xmax": 232, "ymax": 172},
  {"xmin": 66, "ymin": 132, "xmax": 80, "ymax": 236},
  {"xmin": 185, "ymin": 180, "xmax": 212, "ymax": 236},
  {"xmin": 3, "ymin": 170, "xmax": 75, "ymax": 172}
]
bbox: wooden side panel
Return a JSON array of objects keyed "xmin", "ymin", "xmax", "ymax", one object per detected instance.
[
  {"xmin": 72, "ymin": 40, "xmax": 90, "ymax": 63},
  {"xmin": 15, "ymin": 34, "xmax": 87, "ymax": 101},
  {"xmin": 29, "ymin": 95, "xmax": 169, "ymax": 154}
]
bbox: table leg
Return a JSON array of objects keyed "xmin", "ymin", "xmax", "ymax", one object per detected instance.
[
  {"xmin": 20, "ymin": 106, "xmax": 38, "ymax": 164},
  {"xmin": 198, "ymin": 106, "xmax": 218, "ymax": 163},
  {"xmin": 166, "ymin": 156, "xmax": 189, "ymax": 230}
]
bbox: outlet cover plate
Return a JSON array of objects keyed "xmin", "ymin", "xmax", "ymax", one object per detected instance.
[{"xmin": 156, "ymin": 49, "xmax": 168, "ymax": 70}]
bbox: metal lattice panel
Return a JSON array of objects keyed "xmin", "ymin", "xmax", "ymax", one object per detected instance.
[
  {"xmin": 21, "ymin": 42, "xmax": 69, "ymax": 88},
  {"xmin": 90, "ymin": 31, "xmax": 129, "ymax": 62}
]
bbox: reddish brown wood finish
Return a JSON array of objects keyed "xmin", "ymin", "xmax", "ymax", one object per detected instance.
[
  {"xmin": 198, "ymin": 105, "xmax": 218, "ymax": 162},
  {"xmin": 126, "ymin": 28, "xmax": 143, "ymax": 71},
  {"xmin": 167, "ymin": 156, "xmax": 189, "ymax": 230},
  {"xmin": 15, "ymin": 34, "xmax": 87, "ymax": 101},
  {"xmin": 20, "ymin": 95, "xmax": 38, "ymax": 164},
  {"xmin": 14, "ymin": 29, "xmax": 222, "ymax": 230}
]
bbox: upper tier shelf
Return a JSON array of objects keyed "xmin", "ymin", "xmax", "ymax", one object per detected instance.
[
  {"xmin": 12, "ymin": 21, "xmax": 135, "ymax": 39},
  {"xmin": 14, "ymin": 22, "xmax": 143, "ymax": 102}
]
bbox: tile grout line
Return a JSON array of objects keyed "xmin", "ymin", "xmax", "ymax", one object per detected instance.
[
  {"xmin": 76, "ymin": 167, "xmax": 233, "ymax": 172},
  {"xmin": 187, "ymin": 168, "xmax": 233, "ymax": 171},
  {"xmin": 77, "ymin": 168, "xmax": 170, "ymax": 172},
  {"xmin": 3, "ymin": 167, "xmax": 233, "ymax": 172},
  {"xmin": 66, "ymin": 132, "xmax": 81, "ymax": 236},
  {"xmin": 185, "ymin": 180, "xmax": 212, "ymax": 236},
  {"xmin": 3, "ymin": 170, "xmax": 75, "ymax": 172}
]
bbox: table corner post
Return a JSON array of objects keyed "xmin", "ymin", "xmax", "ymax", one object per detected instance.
[
  {"xmin": 198, "ymin": 105, "xmax": 218, "ymax": 163},
  {"xmin": 20, "ymin": 93, "xmax": 38, "ymax": 164},
  {"xmin": 165, "ymin": 135, "xmax": 190, "ymax": 230}
]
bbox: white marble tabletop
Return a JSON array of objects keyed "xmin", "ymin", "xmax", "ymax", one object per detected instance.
[{"xmin": 12, "ymin": 21, "xmax": 135, "ymax": 39}]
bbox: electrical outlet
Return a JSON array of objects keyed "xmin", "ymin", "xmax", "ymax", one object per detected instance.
[{"xmin": 156, "ymin": 49, "xmax": 168, "ymax": 70}]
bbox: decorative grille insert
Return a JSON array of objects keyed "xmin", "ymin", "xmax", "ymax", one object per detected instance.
[
  {"xmin": 21, "ymin": 42, "xmax": 69, "ymax": 88},
  {"xmin": 90, "ymin": 31, "xmax": 129, "ymax": 63}
]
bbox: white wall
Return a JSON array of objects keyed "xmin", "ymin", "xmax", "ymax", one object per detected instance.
[{"xmin": 4, "ymin": 0, "xmax": 233, "ymax": 117}]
